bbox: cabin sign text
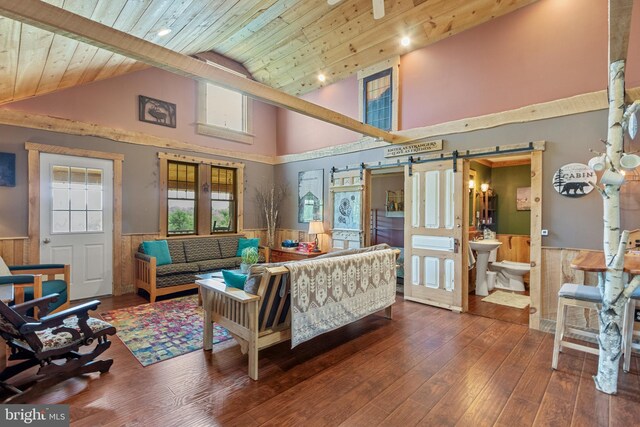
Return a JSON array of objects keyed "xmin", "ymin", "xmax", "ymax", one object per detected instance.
[{"xmin": 384, "ymin": 140, "xmax": 443, "ymax": 158}]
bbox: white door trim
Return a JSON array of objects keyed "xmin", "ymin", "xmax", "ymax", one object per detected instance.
[{"xmin": 26, "ymin": 142, "xmax": 124, "ymax": 295}]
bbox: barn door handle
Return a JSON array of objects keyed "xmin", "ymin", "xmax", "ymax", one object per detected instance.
[
  {"xmin": 453, "ymin": 238, "xmax": 460, "ymax": 253},
  {"xmin": 42, "ymin": 238, "xmax": 51, "ymax": 244}
]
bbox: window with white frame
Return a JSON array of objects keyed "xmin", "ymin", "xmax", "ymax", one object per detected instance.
[
  {"xmin": 197, "ymin": 62, "xmax": 253, "ymax": 144},
  {"xmin": 358, "ymin": 57, "xmax": 400, "ymax": 132}
]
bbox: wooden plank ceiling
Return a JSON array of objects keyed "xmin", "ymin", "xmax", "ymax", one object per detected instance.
[{"xmin": 0, "ymin": 0, "xmax": 537, "ymax": 105}]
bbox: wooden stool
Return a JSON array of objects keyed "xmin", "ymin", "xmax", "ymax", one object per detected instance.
[
  {"xmin": 552, "ymin": 283, "xmax": 602, "ymax": 369},
  {"xmin": 623, "ymin": 287, "xmax": 640, "ymax": 372}
]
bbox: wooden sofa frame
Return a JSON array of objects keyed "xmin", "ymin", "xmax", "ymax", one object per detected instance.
[
  {"xmin": 8, "ymin": 265, "xmax": 71, "ymax": 319},
  {"xmin": 134, "ymin": 241, "xmax": 270, "ymax": 303},
  {"xmin": 198, "ymin": 261, "xmax": 394, "ymax": 380}
]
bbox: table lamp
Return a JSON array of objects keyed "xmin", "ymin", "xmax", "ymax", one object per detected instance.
[{"xmin": 308, "ymin": 220, "xmax": 324, "ymax": 253}]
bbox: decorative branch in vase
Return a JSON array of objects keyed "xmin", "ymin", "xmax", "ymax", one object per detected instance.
[{"xmin": 255, "ymin": 184, "xmax": 287, "ymax": 249}]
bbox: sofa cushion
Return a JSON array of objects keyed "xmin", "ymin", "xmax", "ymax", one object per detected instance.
[
  {"xmin": 197, "ymin": 258, "xmax": 239, "ymax": 272},
  {"xmin": 142, "ymin": 240, "xmax": 172, "ymax": 266},
  {"xmin": 218, "ymin": 236, "xmax": 241, "ymax": 259},
  {"xmin": 156, "ymin": 262, "xmax": 200, "ymax": 277},
  {"xmin": 184, "ymin": 238, "xmax": 222, "ymax": 262},
  {"xmin": 167, "ymin": 240, "xmax": 187, "ymax": 264},
  {"xmin": 236, "ymin": 238, "xmax": 260, "ymax": 257},
  {"xmin": 222, "ymin": 270, "xmax": 248, "ymax": 289}
]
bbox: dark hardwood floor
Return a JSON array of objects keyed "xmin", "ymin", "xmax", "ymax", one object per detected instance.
[
  {"xmin": 468, "ymin": 290, "xmax": 530, "ymax": 326},
  {"xmin": 16, "ymin": 293, "xmax": 640, "ymax": 426}
]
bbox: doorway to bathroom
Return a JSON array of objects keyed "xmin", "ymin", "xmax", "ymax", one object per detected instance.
[{"xmin": 465, "ymin": 153, "xmax": 539, "ymax": 326}]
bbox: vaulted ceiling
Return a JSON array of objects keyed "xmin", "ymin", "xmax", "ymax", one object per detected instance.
[{"xmin": 0, "ymin": 0, "xmax": 537, "ymax": 106}]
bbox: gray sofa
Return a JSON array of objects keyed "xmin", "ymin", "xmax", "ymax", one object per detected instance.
[{"xmin": 134, "ymin": 235, "xmax": 265, "ymax": 302}]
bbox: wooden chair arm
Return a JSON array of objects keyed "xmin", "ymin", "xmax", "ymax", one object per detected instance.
[
  {"xmin": 197, "ymin": 279, "xmax": 259, "ymax": 304},
  {"xmin": 20, "ymin": 300, "xmax": 100, "ymax": 334},
  {"xmin": 11, "ymin": 294, "xmax": 59, "ymax": 316}
]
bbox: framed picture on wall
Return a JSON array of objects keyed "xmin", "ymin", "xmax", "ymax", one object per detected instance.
[
  {"xmin": 298, "ymin": 169, "xmax": 323, "ymax": 223},
  {"xmin": 138, "ymin": 95, "xmax": 177, "ymax": 128},
  {"xmin": 516, "ymin": 187, "xmax": 531, "ymax": 211},
  {"xmin": 0, "ymin": 152, "xmax": 16, "ymax": 187}
]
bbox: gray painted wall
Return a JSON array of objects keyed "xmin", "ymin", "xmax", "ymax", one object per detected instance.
[
  {"xmin": 0, "ymin": 125, "xmax": 273, "ymax": 236},
  {"xmin": 275, "ymin": 110, "xmax": 640, "ymax": 250}
]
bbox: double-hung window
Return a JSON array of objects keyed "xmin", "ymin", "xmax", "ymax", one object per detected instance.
[
  {"xmin": 167, "ymin": 162, "xmax": 198, "ymax": 235},
  {"xmin": 211, "ymin": 166, "xmax": 236, "ymax": 233},
  {"xmin": 160, "ymin": 153, "xmax": 244, "ymax": 237}
]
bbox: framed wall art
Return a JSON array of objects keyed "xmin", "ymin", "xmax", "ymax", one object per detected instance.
[
  {"xmin": 0, "ymin": 152, "xmax": 16, "ymax": 187},
  {"xmin": 298, "ymin": 169, "xmax": 323, "ymax": 223},
  {"xmin": 138, "ymin": 95, "xmax": 177, "ymax": 128},
  {"xmin": 333, "ymin": 191, "xmax": 361, "ymax": 230}
]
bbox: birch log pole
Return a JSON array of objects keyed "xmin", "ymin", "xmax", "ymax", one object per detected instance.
[{"xmin": 594, "ymin": 59, "xmax": 640, "ymax": 394}]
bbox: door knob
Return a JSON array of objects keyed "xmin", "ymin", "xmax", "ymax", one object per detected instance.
[{"xmin": 43, "ymin": 238, "xmax": 51, "ymax": 244}]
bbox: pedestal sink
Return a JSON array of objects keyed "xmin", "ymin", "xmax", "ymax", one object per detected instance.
[{"xmin": 470, "ymin": 240, "xmax": 502, "ymax": 296}]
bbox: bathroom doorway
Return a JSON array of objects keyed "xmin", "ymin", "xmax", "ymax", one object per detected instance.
[
  {"xmin": 465, "ymin": 152, "xmax": 540, "ymax": 326},
  {"xmin": 366, "ymin": 167, "xmax": 405, "ymax": 294}
]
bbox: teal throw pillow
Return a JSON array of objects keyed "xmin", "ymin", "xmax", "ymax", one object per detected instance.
[
  {"xmin": 222, "ymin": 269, "xmax": 248, "ymax": 289},
  {"xmin": 236, "ymin": 238, "xmax": 260, "ymax": 257},
  {"xmin": 142, "ymin": 240, "xmax": 172, "ymax": 266}
]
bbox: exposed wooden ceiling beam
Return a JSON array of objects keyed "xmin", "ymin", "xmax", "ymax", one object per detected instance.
[
  {"xmin": 609, "ymin": 0, "xmax": 634, "ymax": 63},
  {"xmin": 0, "ymin": 0, "xmax": 409, "ymax": 144}
]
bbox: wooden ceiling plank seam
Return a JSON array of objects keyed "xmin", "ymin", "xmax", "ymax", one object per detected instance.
[
  {"xmin": 140, "ymin": 0, "xmax": 198, "ymax": 42},
  {"xmin": 150, "ymin": 0, "xmax": 227, "ymax": 52},
  {"xmin": 57, "ymin": 0, "xmax": 128, "ymax": 90},
  {"xmin": 12, "ymin": 19, "xmax": 60, "ymax": 100},
  {"xmin": 180, "ymin": 0, "xmax": 277, "ymax": 55},
  {"xmin": 0, "ymin": 0, "xmax": 407, "ymax": 143},
  {"xmin": 95, "ymin": 0, "xmax": 179, "ymax": 81},
  {"xmin": 238, "ymin": 0, "xmax": 377, "ymax": 71},
  {"xmin": 164, "ymin": 0, "xmax": 244, "ymax": 53},
  {"xmin": 228, "ymin": 0, "xmax": 340, "ymax": 61},
  {"xmin": 210, "ymin": 0, "xmax": 300, "ymax": 54},
  {"xmin": 0, "ymin": 17, "xmax": 21, "ymax": 103},
  {"xmin": 609, "ymin": 0, "xmax": 633, "ymax": 63},
  {"xmin": 276, "ymin": 0, "xmax": 537, "ymax": 94}
]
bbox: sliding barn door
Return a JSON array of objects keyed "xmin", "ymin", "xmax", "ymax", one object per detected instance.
[
  {"xmin": 404, "ymin": 160, "xmax": 468, "ymax": 312},
  {"xmin": 330, "ymin": 170, "xmax": 369, "ymax": 250}
]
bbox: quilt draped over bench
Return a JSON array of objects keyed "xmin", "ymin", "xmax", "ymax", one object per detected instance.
[{"xmin": 285, "ymin": 249, "xmax": 396, "ymax": 348}]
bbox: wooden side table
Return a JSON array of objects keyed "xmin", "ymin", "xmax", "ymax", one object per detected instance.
[{"xmin": 269, "ymin": 248, "xmax": 326, "ymax": 263}]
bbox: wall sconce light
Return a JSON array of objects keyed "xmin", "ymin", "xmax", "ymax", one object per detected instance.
[
  {"xmin": 480, "ymin": 183, "xmax": 490, "ymax": 193},
  {"xmin": 202, "ymin": 182, "xmax": 210, "ymax": 193},
  {"xmin": 468, "ymin": 179, "xmax": 475, "ymax": 192}
]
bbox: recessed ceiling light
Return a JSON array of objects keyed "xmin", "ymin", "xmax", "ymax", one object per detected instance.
[
  {"xmin": 157, "ymin": 28, "xmax": 172, "ymax": 37},
  {"xmin": 400, "ymin": 36, "xmax": 410, "ymax": 47},
  {"xmin": 318, "ymin": 73, "xmax": 326, "ymax": 82}
]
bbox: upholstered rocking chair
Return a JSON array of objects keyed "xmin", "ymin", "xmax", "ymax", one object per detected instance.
[{"xmin": 0, "ymin": 293, "xmax": 116, "ymax": 403}]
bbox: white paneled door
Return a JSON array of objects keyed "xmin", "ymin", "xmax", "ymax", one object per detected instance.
[
  {"xmin": 404, "ymin": 159, "xmax": 468, "ymax": 312},
  {"xmin": 40, "ymin": 154, "xmax": 113, "ymax": 300}
]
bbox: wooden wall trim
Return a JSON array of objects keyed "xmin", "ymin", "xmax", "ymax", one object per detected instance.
[
  {"xmin": 4, "ymin": 88, "xmax": 640, "ymax": 167},
  {"xmin": 529, "ymin": 150, "xmax": 543, "ymax": 330},
  {"xmin": 26, "ymin": 143, "xmax": 125, "ymax": 295},
  {"xmin": 0, "ymin": 109, "xmax": 275, "ymax": 165},
  {"xmin": 25, "ymin": 142, "xmax": 124, "ymax": 161},
  {"xmin": 275, "ymin": 87, "xmax": 640, "ymax": 164},
  {"xmin": 158, "ymin": 152, "xmax": 245, "ymax": 169}
]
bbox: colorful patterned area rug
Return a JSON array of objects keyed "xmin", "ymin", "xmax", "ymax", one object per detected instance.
[{"xmin": 101, "ymin": 295, "xmax": 232, "ymax": 367}]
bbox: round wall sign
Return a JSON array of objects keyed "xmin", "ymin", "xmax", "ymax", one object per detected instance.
[{"xmin": 552, "ymin": 163, "xmax": 596, "ymax": 197}]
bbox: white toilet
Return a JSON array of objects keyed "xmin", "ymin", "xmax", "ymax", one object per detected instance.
[{"xmin": 489, "ymin": 260, "xmax": 530, "ymax": 292}]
